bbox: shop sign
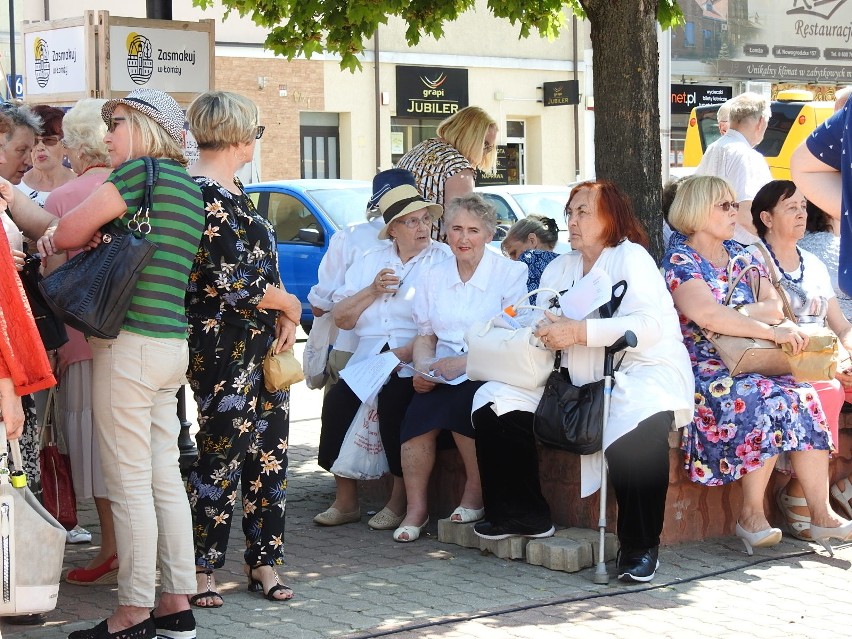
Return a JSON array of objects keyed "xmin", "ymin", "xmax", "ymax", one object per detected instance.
[
  {"xmin": 542, "ymin": 80, "xmax": 579, "ymax": 106},
  {"xmin": 670, "ymin": 84, "xmax": 732, "ymax": 114},
  {"xmin": 109, "ymin": 25, "xmax": 210, "ymax": 93},
  {"xmin": 396, "ymin": 66, "xmax": 468, "ymax": 118},
  {"xmin": 475, "ymin": 146, "xmax": 508, "ymax": 186},
  {"xmin": 24, "ymin": 26, "xmax": 87, "ymax": 95},
  {"xmin": 672, "ymin": 0, "xmax": 852, "ymax": 82}
]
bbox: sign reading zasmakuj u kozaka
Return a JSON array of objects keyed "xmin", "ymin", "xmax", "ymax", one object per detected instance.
[
  {"xmin": 24, "ymin": 27, "xmax": 87, "ymax": 95},
  {"xmin": 109, "ymin": 25, "xmax": 210, "ymax": 94}
]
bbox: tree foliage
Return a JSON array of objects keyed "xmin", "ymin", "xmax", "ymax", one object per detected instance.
[{"xmin": 195, "ymin": 0, "xmax": 683, "ymax": 72}]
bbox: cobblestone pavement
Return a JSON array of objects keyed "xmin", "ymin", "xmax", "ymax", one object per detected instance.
[{"xmin": 4, "ymin": 338, "xmax": 852, "ymax": 638}]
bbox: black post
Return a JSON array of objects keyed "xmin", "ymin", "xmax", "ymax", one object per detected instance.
[
  {"xmin": 145, "ymin": 0, "xmax": 172, "ymax": 20},
  {"xmin": 8, "ymin": 0, "xmax": 16, "ymax": 98}
]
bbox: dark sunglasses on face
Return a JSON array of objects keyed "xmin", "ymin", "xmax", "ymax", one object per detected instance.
[
  {"xmin": 255, "ymin": 125, "xmax": 265, "ymax": 140},
  {"xmin": 715, "ymin": 201, "xmax": 740, "ymax": 212},
  {"xmin": 107, "ymin": 117, "xmax": 126, "ymax": 133},
  {"xmin": 35, "ymin": 135, "xmax": 62, "ymax": 147}
]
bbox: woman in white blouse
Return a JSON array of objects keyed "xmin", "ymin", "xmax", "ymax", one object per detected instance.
[
  {"xmin": 472, "ymin": 181, "xmax": 694, "ymax": 583},
  {"xmin": 315, "ymin": 171, "xmax": 450, "ymax": 531},
  {"xmin": 393, "ymin": 193, "xmax": 527, "ymax": 542}
]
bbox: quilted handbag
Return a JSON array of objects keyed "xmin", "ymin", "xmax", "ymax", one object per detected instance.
[
  {"xmin": 39, "ymin": 157, "xmax": 159, "ymax": 339},
  {"xmin": 465, "ymin": 288, "xmax": 559, "ymax": 390}
]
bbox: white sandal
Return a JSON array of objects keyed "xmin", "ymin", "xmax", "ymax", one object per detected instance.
[
  {"xmin": 776, "ymin": 490, "xmax": 811, "ymax": 541},
  {"xmin": 830, "ymin": 479, "xmax": 852, "ymax": 520},
  {"xmin": 393, "ymin": 518, "xmax": 429, "ymax": 543},
  {"xmin": 450, "ymin": 506, "xmax": 485, "ymax": 524}
]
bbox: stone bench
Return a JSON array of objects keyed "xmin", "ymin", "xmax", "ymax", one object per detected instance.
[{"xmin": 362, "ymin": 414, "xmax": 852, "ymax": 545}]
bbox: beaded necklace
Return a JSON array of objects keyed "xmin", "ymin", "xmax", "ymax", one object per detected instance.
[{"xmin": 763, "ymin": 239, "xmax": 804, "ymax": 284}]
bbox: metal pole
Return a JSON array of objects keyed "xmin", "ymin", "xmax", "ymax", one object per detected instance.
[
  {"xmin": 374, "ymin": 28, "xmax": 381, "ymax": 173},
  {"xmin": 572, "ymin": 15, "xmax": 580, "ymax": 181},
  {"xmin": 8, "ymin": 0, "xmax": 16, "ymax": 97},
  {"xmin": 146, "ymin": 0, "xmax": 172, "ymax": 20}
]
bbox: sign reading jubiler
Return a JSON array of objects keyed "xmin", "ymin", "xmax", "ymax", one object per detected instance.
[
  {"xmin": 542, "ymin": 80, "xmax": 580, "ymax": 107},
  {"xmin": 24, "ymin": 26, "xmax": 87, "ymax": 95},
  {"xmin": 395, "ymin": 66, "xmax": 469, "ymax": 118},
  {"xmin": 109, "ymin": 25, "xmax": 209, "ymax": 93}
]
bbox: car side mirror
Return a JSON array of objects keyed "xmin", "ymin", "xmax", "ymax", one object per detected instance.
[{"xmin": 297, "ymin": 227, "xmax": 324, "ymax": 245}]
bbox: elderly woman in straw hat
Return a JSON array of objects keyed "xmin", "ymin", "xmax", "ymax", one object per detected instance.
[
  {"xmin": 36, "ymin": 88, "xmax": 205, "ymax": 639},
  {"xmin": 314, "ymin": 169, "xmax": 451, "ymax": 531}
]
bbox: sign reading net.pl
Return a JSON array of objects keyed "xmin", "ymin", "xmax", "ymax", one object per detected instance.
[
  {"xmin": 109, "ymin": 26, "xmax": 209, "ymax": 94},
  {"xmin": 24, "ymin": 27, "xmax": 87, "ymax": 95}
]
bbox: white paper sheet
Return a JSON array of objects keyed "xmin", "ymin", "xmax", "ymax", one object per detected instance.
[
  {"xmin": 399, "ymin": 363, "xmax": 469, "ymax": 385},
  {"xmin": 558, "ymin": 267, "xmax": 613, "ymax": 320},
  {"xmin": 340, "ymin": 351, "xmax": 400, "ymax": 402}
]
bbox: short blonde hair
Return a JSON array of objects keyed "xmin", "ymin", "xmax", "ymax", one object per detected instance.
[
  {"xmin": 437, "ymin": 106, "xmax": 497, "ymax": 172},
  {"xmin": 668, "ymin": 175, "xmax": 734, "ymax": 236},
  {"xmin": 123, "ymin": 106, "xmax": 186, "ymax": 165},
  {"xmin": 728, "ymin": 92, "xmax": 771, "ymax": 126},
  {"xmin": 187, "ymin": 91, "xmax": 258, "ymax": 150},
  {"xmin": 62, "ymin": 99, "xmax": 110, "ymax": 167}
]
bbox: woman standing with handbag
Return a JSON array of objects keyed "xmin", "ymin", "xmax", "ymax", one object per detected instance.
[
  {"xmin": 663, "ymin": 175, "xmax": 852, "ymax": 556},
  {"xmin": 43, "ymin": 98, "xmax": 119, "ymax": 584},
  {"xmin": 472, "ymin": 180, "xmax": 694, "ymax": 583},
  {"xmin": 184, "ymin": 91, "xmax": 301, "ymax": 607},
  {"xmin": 748, "ymin": 180, "xmax": 852, "ymax": 540},
  {"xmin": 36, "ymin": 88, "xmax": 204, "ymax": 639}
]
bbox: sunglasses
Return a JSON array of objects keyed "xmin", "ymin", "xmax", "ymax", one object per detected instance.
[
  {"xmin": 107, "ymin": 116, "xmax": 126, "ymax": 133},
  {"xmin": 483, "ymin": 140, "xmax": 493, "ymax": 153},
  {"xmin": 255, "ymin": 125, "xmax": 265, "ymax": 140},
  {"xmin": 715, "ymin": 201, "xmax": 740, "ymax": 211},
  {"xmin": 35, "ymin": 135, "xmax": 62, "ymax": 147}
]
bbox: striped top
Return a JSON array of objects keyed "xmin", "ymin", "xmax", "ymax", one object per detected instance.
[{"xmin": 107, "ymin": 158, "xmax": 205, "ymax": 339}]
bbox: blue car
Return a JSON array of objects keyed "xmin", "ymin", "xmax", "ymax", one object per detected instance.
[{"xmin": 245, "ymin": 179, "xmax": 372, "ymax": 330}]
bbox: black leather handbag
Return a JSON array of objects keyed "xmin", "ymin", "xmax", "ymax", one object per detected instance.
[
  {"xmin": 39, "ymin": 157, "xmax": 159, "ymax": 339},
  {"xmin": 19, "ymin": 249, "xmax": 68, "ymax": 350},
  {"xmin": 533, "ymin": 351, "xmax": 606, "ymax": 455}
]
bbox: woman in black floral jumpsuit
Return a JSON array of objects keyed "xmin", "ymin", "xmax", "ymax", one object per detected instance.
[{"xmin": 184, "ymin": 91, "xmax": 302, "ymax": 607}]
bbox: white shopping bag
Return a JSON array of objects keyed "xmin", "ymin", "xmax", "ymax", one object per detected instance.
[
  {"xmin": 302, "ymin": 314, "xmax": 338, "ymax": 390},
  {"xmin": 330, "ymin": 400, "xmax": 389, "ymax": 480}
]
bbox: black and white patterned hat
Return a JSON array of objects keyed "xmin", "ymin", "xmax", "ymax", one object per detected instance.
[{"xmin": 101, "ymin": 88, "xmax": 185, "ymax": 145}]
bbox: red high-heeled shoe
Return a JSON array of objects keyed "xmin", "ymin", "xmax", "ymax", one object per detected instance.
[{"xmin": 65, "ymin": 553, "xmax": 119, "ymax": 585}]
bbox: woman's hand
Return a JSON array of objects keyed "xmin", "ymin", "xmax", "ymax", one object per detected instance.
[
  {"xmin": 535, "ymin": 311, "xmax": 586, "ymax": 350},
  {"xmin": 36, "ymin": 224, "xmax": 60, "ymax": 257},
  {"xmin": 274, "ymin": 315, "xmax": 297, "ymax": 351},
  {"xmin": 10, "ymin": 249, "xmax": 25, "ymax": 272},
  {"xmin": 770, "ymin": 322, "xmax": 810, "ymax": 355},
  {"xmin": 0, "ymin": 178, "xmax": 15, "ymax": 210},
  {"xmin": 0, "ymin": 381, "xmax": 23, "ymax": 440},
  {"xmin": 836, "ymin": 366, "xmax": 852, "ymax": 389},
  {"xmin": 431, "ymin": 355, "xmax": 466, "ymax": 380},
  {"xmin": 413, "ymin": 373, "xmax": 437, "ymax": 393},
  {"xmin": 371, "ymin": 268, "xmax": 399, "ymax": 296}
]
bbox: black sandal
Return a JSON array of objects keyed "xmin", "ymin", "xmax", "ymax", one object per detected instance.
[
  {"xmin": 246, "ymin": 565, "xmax": 294, "ymax": 601},
  {"xmin": 189, "ymin": 569, "xmax": 224, "ymax": 608},
  {"xmin": 68, "ymin": 617, "xmax": 156, "ymax": 639}
]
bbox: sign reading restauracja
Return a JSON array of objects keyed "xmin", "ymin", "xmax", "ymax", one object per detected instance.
[{"xmin": 672, "ymin": 0, "xmax": 852, "ymax": 83}]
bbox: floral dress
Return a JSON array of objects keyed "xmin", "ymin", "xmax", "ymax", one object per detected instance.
[
  {"xmin": 185, "ymin": 176, "xmax": 289, "ymax": 570},
  {"xmin": 518, "ymin": 249, "xmax": 559, "ymax": 298},
  {"xmin": 662, "ymin": 239, "xmax": 831, "ymax": 486}
]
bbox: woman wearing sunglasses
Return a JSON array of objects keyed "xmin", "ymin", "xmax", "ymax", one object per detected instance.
[
  {"xmin": 20, "ymin": 105, "xmax": 75, "ymax": 206},
  {"xmin": 663, "ymin": 175, "xmax": 851, "ymax": 557}
]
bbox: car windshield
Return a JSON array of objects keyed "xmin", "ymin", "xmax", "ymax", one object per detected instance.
[
  {"xmin": 305, "ymin": 186, "xmax": 372, "ymax": 229},
  {"xmin": 512, "ymin": 192, "xmax": 570, "ymax": 230}
]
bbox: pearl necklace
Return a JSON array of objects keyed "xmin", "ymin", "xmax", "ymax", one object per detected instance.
[{"xmin": 763, "ymin": 239, "xmax": 804, "ymax": 284}]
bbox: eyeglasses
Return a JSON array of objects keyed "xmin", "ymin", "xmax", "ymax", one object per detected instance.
[
  {"xmin": 714, "ymin": 201, "xmax": 740, "ymax": 211},
  {"xmin": 35, "ymin": 135, "xmax": 61, "ymax": 147},
  {"xmin": 483, "ymin": 140, "xmax": 493, "ymax": 154},
  {"xmin": 255, "ymin": 125, "xmax": 265, "ymax": 140},
  {"xmin": 397, "ymin": 214, "xmax": 433, "ymax": 229},
  {"xmin": 107, "ymin": 117, "xmax": 126, "ymax": 133}
]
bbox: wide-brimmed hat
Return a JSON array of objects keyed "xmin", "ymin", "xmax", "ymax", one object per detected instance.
[
  {"xmin": 369, "ymin": 169, "xmax": 442, "ymax": 240},
  {"xmin": 101, "ymin": 89, "xmax": 184, "ymax": 145}
]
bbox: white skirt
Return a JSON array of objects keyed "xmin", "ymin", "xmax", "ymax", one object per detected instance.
[{"xmin": 59, "ymin": 360, "xmax": 106, "ymax": 499}]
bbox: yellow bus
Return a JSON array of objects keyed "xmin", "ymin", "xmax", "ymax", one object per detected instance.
[{"xmin": 683, "ymin": 90, "xmax": 834, "ymax": 179}]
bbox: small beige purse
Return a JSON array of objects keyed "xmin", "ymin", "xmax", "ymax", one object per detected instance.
[{"xmin": 263, "ymin": 340, "xmax": 304, "ymax": 392}]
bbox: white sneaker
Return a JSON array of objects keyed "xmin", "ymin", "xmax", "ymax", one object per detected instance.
[{"xmin": 66, "ymin": 526, "xmax": 92, "ymax": 544}]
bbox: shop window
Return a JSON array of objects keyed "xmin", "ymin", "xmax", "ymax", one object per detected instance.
[
  {"xmin": 685, "ymin": 22, "xmax": 695, "ymax": 47},
  {"xmin": 300, "ymin": 122, "xmax": 339, "ymax": 179}
]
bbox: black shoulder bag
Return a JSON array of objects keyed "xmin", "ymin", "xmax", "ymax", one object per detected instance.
[
  {"xmin": 19, "ymin": 248, "xmax": 68, "ymax": 350},
  {"xmin": 39, "ymin": 157, "xmax": 160, "ymax": 339}
]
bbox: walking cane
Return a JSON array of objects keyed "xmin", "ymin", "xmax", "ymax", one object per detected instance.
[{"xmin": 592, "ymin": 330, "xmax": 637, "ymax": 585}]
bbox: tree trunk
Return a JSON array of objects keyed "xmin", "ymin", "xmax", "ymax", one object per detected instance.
[{"xmin": 581, "ymin": 0, "xmax": 663, "ymax": 259}]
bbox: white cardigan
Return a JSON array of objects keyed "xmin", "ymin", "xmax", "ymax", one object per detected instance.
[{"xmin": 472, "ymin": 240, "xmax": 695, "ymax": 496}]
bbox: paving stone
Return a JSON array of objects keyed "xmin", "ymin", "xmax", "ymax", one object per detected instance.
[
  {"xmin": 554, "ymin": 527, "xmax": 619, "ymax": 562},
  {"xmin": 477, "ymin": 534, "xmax": 530, "ymax": 559},
  {"xmin": 526, "ymin": 537, "xmax": 593, "ymax": 572},
  {"xmin": 437, "ymin": 517, "xmax": 480, "ymax": 548}
]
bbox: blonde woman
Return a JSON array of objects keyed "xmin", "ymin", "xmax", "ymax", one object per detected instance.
[
  {"xmin": 37, "ymin": 88, "xmax": 204, "ymax": 639},
  {"xmin": 397, "ymin": 106, "xmax": 497, "ymax": 241}
]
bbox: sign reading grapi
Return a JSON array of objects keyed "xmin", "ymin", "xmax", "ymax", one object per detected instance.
[
  {"xmin": 542, "ymin": 80, "xmax": 579, "ymax": 107},
  {"xmin": 24, "ymin": 26, "xmax": 87, "ymax": 96},
  {"xmin": 395, "ymin": 66, "xmax": 468, "ymax": 119},
  {"xmin": 109, "ymin": 25, "xmax": 210, "ymax": 93}
]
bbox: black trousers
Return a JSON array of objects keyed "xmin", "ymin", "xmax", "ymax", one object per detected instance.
[
  {"xmin": 473, "ymin": 406, "xmax": 672, "ymax": 550},
  {"xmin": 318, "ymin": 374, "xmax": 415, "ymax": 477}
]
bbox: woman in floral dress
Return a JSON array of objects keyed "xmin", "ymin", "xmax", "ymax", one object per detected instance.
[
  {"xmin": 662, "ymin": 175, "xmax": 852, "ymax": 555},
  {"xmin": 185, "ymin": 91, "xmax": 301, "ymax": 607}
]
